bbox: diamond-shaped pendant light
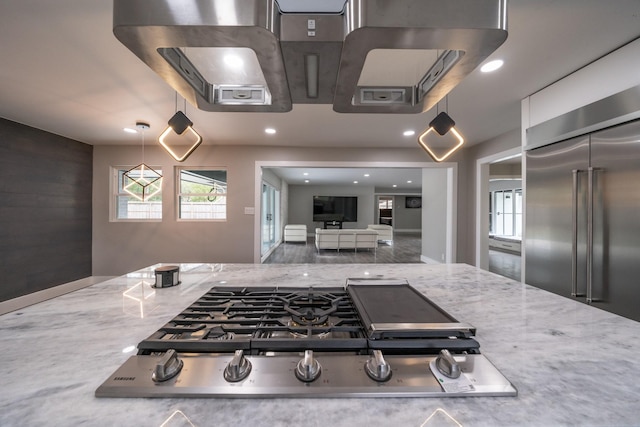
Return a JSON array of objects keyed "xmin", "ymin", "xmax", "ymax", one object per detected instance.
[
  {"xmin": 122, "ymin": 122, "xmax": 163, "ymax": 201},
  {"xmin": 158, "ymin": 110, "xmax": 203, "ymax": 162},
  {"xmin": 418, "ymin": 111, "xmax": 465, "ymax": 162},
  {"xmin": 123, "ymin": 163, "xmax": 163, "ymax": 201}
]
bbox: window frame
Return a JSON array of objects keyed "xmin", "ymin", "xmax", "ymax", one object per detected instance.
[
  {"xmin": 110, "ymin": 166, "xmax": 163, "ymax": 222},
  {"xmin": 176, "ymin": 167, "xmax": 228, "ymax": 222}
]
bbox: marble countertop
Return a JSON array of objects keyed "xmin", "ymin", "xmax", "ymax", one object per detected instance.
[{"xmin": 2, "ymin": 263, "xmax": 639, "ymax": 427}]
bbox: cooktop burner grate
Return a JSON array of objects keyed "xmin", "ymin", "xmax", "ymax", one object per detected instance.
[{"xmin": 137, "ymin": 287, "xmax": 369, "ymax": 354}]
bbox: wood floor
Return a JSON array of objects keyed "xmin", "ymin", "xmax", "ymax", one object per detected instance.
[
  {"xmin": 265, "ymin": 234, "xmax": 523, "ymax": 282},
  {"xmin": 264, "ymin": 232, "xmax": 422, "ymax": 264},
  {"xmin": 488, "ymin": 249, "xmax": 522, "ymax": 281}
]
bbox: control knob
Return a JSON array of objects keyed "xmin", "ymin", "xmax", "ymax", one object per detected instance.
[
  {"xmin": 435, "ymin": 349, "xmax": 461, "ymax": 379},
  {"xmin": 295, "ymin": 350, "xmax": 322, "ymax": 382},
  {"xmin": 224, "ymin": 349, "xmax": 252, "ymax": 382},
  {"xmin": 151, "ymin": 349, "xmax": 183, "ymax": 382},
  {"xmin": 364, "ymin": 350, "xmax": 392, "ymax": 382}
]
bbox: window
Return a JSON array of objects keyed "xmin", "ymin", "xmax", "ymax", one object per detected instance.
[
  {"xmin": 490, "ymin": 188, "xmax": 522, "ymax": 237},
  {"xmin": 112, "ymin": 167, "xmax": 162, "ymax": 220},
  {"xmin": 378, "ymin": 197, "xmax": 393, "ymax": 209},
  {"xmin": 178, "ymin": 169, "xmax": 227, "ymax": 220}
]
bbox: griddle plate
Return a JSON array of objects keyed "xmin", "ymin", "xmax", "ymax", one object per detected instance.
[{"xmin": 346, "ymin": 278, "xmax": 476, "ymax": 339}]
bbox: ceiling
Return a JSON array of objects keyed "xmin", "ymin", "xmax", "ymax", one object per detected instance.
[
  {"xmin": 0, "ymin": 1, "xmax": 639, "ymax": 188},
  {"xmin": 269, "ymin": 167, "xmax": 424, "ymax": 190}
]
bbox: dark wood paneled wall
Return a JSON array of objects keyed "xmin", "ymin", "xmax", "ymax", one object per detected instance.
[{"xmin": 0, "ymin": 118, "xmax": 92, "ymax": 302}]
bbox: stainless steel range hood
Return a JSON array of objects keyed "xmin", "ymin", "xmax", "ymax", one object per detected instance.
[{"xmin": 113, "ymin": 0, "xmax": 507, "ymax": 113}]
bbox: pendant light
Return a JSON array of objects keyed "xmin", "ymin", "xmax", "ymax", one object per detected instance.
[
  {"xmin": 122, "ymin": 122, "xmax": 163, "ymax": 201},
  {"xmin": 417, "ymin": 96, "xmax": 465, "ymax": 162},
  {"xmin": 158, "ymin": 92, "xmax": 203, "ymax": 162}
]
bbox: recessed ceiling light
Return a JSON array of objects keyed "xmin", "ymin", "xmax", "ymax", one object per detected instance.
[
  {"xmin": 304, "ymin": 179, "xmax": 309, "ymax": 183},
  {"xmin": 480, "ymin": 59, "xmax": 504, "ymax": 73},
  {"xmin": 353, "ymin": 181, "xmax": 358, "ymax": 184},
  {"xmin": 303, "ymin": 172, "xmax": 309, "ymax": 176},
  {"xmin": 407, "ymin": 180, "xmax": 412, "ymax": 184},
  {"xmin": 265, "ymin": 128, "xmax": 276, "ymax": 134},
  {"xmin": 392, "ymin": 184, "xmax": 397, "ymax": 188},
  {"xmin": 364, "ymin": 173, "xmax": 370, "ymax": 177},
  {"xmin": 123, "ymin": 127, "xmax": 138, "ymax": 134},
  {"xmin": 403, "ymin": 130, "xmax": 415, "ymax": 136}
]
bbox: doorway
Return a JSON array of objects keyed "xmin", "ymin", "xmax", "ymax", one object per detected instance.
[
  {"xmin": 378, "ymin": 196, "xmax": 393, "ymax": 225},
  {"xmin": 475, "ymin": 147, "xmax": 522, "ymax": 277},
  {"xmin": 254, "ymin": 161, "xmax": 456, "ymax": 264}
]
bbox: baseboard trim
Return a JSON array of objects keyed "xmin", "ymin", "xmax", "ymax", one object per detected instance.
[
  {"xmin": 0, "ymin": 276, "xmax": 114, "ymax": 315},
  {"xmin": 420, "ymin": 255, "xmax": 441, "ymax": 264}
]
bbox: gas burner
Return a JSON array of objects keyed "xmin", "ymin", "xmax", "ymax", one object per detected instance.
[
  {"xmin": 290, "ymin": 308, "xmax": 329, "ymax": 326},
  {"xmin": 281, "ymin": 290, "xmax": 343, "ymax": 326},
  {"xmin": 207, "ymin": 326, "xmax": 236, "ymax": 340},
  {"xmin": 287, "ymin": 319, "xmax": 332, "ymax": 339}
]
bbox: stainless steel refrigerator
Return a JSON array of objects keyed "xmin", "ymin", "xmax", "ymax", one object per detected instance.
[{"xmin": 526, "ymin": 119, "xmax": 640, "ymax": 321}]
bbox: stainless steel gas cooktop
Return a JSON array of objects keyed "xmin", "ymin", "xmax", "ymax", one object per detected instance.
[{"xmin": 96, "ymin": 278, "xmax": 516, "ymax": 398}]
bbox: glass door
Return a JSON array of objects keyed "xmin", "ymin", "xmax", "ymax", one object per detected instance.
[{"xmin": 261, "ymin": 183, "xmax": 280, "ymax": 256}]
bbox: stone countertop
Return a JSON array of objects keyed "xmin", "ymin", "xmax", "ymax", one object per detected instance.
[{"xmin": 1, "ymin": 263, "xmax": 639, "ymax": 426}]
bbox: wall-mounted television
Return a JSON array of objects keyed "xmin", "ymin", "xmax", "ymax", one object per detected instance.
[{"xmin": 313, "ymin": 196, "xmax": 358, "ymax": 222}]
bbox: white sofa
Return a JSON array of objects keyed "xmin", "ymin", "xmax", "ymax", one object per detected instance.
[
  {"xmin": 367, "ymin": 224, "xmax": 393, "ymax": 242},
  {"xmin": 284, "ymin": 224, "xmax": 308, "ymax": 243},
  {"xmin": 315, "ymin": 228, "xmax": 378, "ymax": 252}
]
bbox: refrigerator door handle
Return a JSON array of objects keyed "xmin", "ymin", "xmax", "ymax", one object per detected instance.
[
  {"xmin": 571, "ymin": 169, "xmax": 584, "ymax": 297},
  {"xmin": 587, "ymin": 167, "xmax": 603, "ymax": 304},
  {"xmin": 586, "ymin": 167, "xmax": 595, "ymax": 304}
]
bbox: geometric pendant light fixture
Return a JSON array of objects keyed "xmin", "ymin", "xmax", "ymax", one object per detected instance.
[
  {"xmin": 417, "ymin": 97, "xmax": 465, "ymax": 162},
  {"xmin": 122, "ymin": 122, "xmax": 163, "ymax": 201},
  {"xmin": 158, "ymin": 93, "xmax": 203, "ymax": 162}
]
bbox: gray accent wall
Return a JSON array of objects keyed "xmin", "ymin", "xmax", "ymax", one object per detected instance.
[{"xmin": 0, "ymin": 118, "xmax": 92, "ymax": 302}]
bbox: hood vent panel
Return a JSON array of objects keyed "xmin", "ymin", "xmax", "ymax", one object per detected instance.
[{"xmin": 113, "ymin": 0, "xmax": 507, "ymax": 114}]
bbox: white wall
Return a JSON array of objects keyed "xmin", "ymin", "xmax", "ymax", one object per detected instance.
[
  {"xmin": 524, "ymin": 38, "xmax": 640, "ymax": 131},
  {"xmin": 489, "ymin": 179, "xmax": 522, "ymax": 192},
  {"xmin": 390, "ymin": 195, "xmax": 422, "ymax": 231},
  {"xmin": 421, "ymin": 168, "xmax": 449, "ymax": 263},
  {"xmin": 288, "ymin": 184, "xmax": 375, "ymax": 231},
  {"xmin": 285, "ymin": 188, "xmax": 423, "ymax": 233}
]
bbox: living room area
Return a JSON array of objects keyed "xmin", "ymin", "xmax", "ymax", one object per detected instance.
[
  {"xmin": 264, "ymin": 230, "xmax": 422, "ymax": 264},
  {"xmin": 260, "ymin": 165, "xmax": 427, "ymax": 264}
]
